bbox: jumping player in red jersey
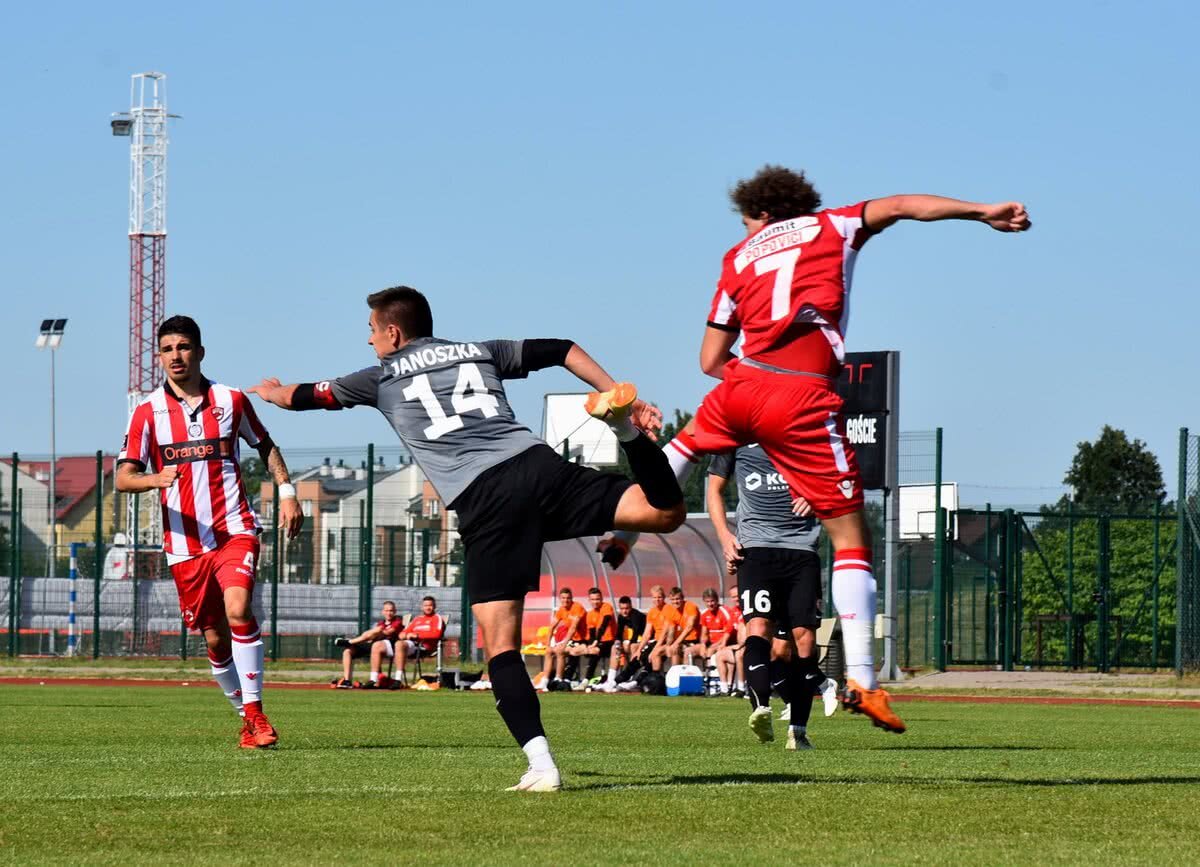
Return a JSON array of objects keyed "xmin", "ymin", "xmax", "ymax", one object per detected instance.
[
  {"xmin": 116, "ymin": 316, "xmax": 303, "ymax": 748},
  {"xmin": 665, "ymin": 166, "xmax": 1031, "ymax": 732}
]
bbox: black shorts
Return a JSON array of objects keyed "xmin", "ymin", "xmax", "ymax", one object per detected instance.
[
  {"xmin": 737, "ymin": 547, "xmax": 823, "ymax": 630},
  {"xmin": 452, "ymin": 445, "xmax": 634, "ymax": 604}
]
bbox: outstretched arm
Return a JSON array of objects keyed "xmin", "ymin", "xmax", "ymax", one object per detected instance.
[
  {"xmin": 248, "ymin": 378, "xmax": 338, "ymax": 412},
  {"xmin": 863, "ymin": 196, "xmax": 1031, "ymax": 234}
]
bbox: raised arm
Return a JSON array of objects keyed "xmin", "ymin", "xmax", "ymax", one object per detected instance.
[{"xmin": 863, "ymin": 196, "xmax": 1031, "ymax": 234}]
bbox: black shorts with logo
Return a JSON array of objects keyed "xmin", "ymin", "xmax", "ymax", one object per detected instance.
[
  {"xmin": 737, "ymin": 547, "xmax": 823, "ymax": 631},
  {"xmin": 452, "ymin": 444, "xmax": 633, "ymax": 604}
]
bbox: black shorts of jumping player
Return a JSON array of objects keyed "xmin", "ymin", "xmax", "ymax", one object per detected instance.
[
  {"xmin": 451, "ymin": 444, "xmax": 633, "ymax": 604},
  {"xmin": 737, "ymin": 548, "xmax": 823, "ymax": 632}
]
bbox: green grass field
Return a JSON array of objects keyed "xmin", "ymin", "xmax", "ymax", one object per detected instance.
[{"xmin": 1, "ymin": 685, "xmax": 1198, "ymax": 865}]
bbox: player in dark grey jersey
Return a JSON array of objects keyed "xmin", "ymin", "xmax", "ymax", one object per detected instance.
[
  {"xmin": 249, "ymin": 286, "xmax": 684, "ymax": 792},
  {"xmin": 708, "ymin": 444, "xmax": 836, "ymax": 750}
]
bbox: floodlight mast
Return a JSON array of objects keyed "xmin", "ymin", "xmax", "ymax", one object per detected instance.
[
  {"xmin": 115, "ymin": 72, "xmax": 174, "ymax": 551},
  {"xmin": 126, "ymin": 72, "xmax": 168, "ymax": 411}
]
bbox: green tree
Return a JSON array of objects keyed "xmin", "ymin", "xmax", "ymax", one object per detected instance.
[
  {"xmin": 1060, "ymin": 426, "xmax": 1166, "ymax": 513},
  {"xmin": 240, "ymin": 457, "xmax": 268, "ymax": 507},
  {"xmin": 1019, "ymin": 427, "xmax": 1174, "ymax": 667}
]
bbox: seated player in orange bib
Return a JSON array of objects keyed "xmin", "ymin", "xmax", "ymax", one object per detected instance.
[
  {"xmin": 567, "ymin": 588, "xmax": 616, "ymax": 685},
  {"xmin": 649, "ymin": 587, "xmax": 701, "ymax": 669},
  {"xmin": 533, "ymin": 588, "xmax": 587, "ymax": 691}
]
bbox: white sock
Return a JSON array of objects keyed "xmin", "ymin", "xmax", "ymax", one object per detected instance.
[
  {"xmin": 664, "ymin": 437, "xmax": 698, "ymax": 484},
  {"xmin": 522, "ymin": 735, "xmax": 556, "ymax": 772},
  {"xmin": 832, "ymin": 550, "xmax": 879, "ymax": 689},
  {"xmin": 608, "ymin": 416, "xmax": 639, "ymax": 442},
  {"xmin": 209, "ymin": 654, "xmax": 244, "ymax": 717},
  {"xmin": 231, "ymin": 620, "xmax": 265, "ymax": 705},
  {"xmin": 604, "ymin": 667, "xmax": 618, "ymax": 684},
  {"xmin": 370, "ymin": 671, "xmax": 380, "ymax": 683}
]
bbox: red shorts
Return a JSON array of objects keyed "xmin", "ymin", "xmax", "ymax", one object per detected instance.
[
  {"xmin": 692, "ymin": 362, "xmax": 863, "ymax": 519},
  {"xmin": 169, "ymin": 535, "xmax": 260, "ymax": 632}
]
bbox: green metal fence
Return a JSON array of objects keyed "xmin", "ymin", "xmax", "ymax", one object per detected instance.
[
  {"xmin": 1, "ymin": 447, "xmax": 468, "ymax": 661},
  {"xmin": 6, "ymin": 428, "xmax": 1198, "ymax": 673},
  {"xmin": 947, "ymin": 507, "xmax": 1177, "ymax": 671}
]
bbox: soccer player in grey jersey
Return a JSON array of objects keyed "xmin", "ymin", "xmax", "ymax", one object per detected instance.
[
  {"xmin": 249, "ymin": 286, "xmax": 684, "ymax": 792},
  {"xmin": 708, "ymin": 444, "xmax": 836, "ymax": 750}
]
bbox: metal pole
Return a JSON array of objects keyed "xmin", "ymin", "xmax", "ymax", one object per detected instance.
[
  {"xmin": 12, "ymin": 490, "xmax": 22, "ymax": 656},
  {"xmin": 8, "ymin": 452, "xmax": 18, "ymax": 657},
  {"xmin": 358, "ymin": 499, "xmax": 368, "ymax": 632},
  {"xmin": 1097, "ymin": 515, "xmax": 1111, "ymax": 673},
  {"xmin": 270, "ymin": 484, "xmax": 280, "ymax": 661},
  {"xmin": 881, "ymin": 350, "xmax": 900, "ymax": 680},
  {"xmin": 48, "ymin": 348, "xmax": 57, "ymax": 578},
  {"xmin": 421, "ymin": 529, "xmax": 430, "ymax": 587},
  {"xmin": 131, "ymin": 492, "xmax": 139, "ymax": 655},
  {"xmin": 460, "ymin": 560, "xmax": 471, "ymax": 664},
  {"xmin": 365, "ymin": 443, "xmax": 374, "ymax": 585},
  {"xmin": 1152, "ymin": 501, "xmax": 1161, "ymax": 667},
  {"xmin": 902, "ymin": 546, "xmax": 911, "ymax": 669},
  {"xmin": 998, "ymin": 506, "xmax": 1008, "ymax": 667},
  {"xmin": 1176, "ymin": 429, "xmax": 1187, "ymax": 676},
  {"xmin": 68, "ymin": 542, "xmax": 78, "ymax": 656},
  {"xmin": 1066, "ymin": 498, "xmax": 1075, "ymax": 665},
  {"xmin": 93, "ymin": 451, "xmax": 103, "ymax": 659},
  {"xmin": 932, "ymin": 427, "xmax": 946, "ymax": 669}
]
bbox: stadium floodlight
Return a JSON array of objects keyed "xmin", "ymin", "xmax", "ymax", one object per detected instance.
[
  {"xmin": 110, "ymin": 115, "xmax": 132, "ymax": 136},
  {"xmin": 36, "ymin": 318, "xmax": 67, "ymax": 349},
  {"xmin": 35, "ymin": 318, "xmax": 67, "ymax": 577}
]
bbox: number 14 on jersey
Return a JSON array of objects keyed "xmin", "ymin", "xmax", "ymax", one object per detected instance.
[{"xmin": 403, "ymin": 363, "xmax": 499, "ymax": 440}]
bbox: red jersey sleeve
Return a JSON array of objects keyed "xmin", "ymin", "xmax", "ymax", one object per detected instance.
[
  {"xmin": 824, "ymin": 201, "xmax": 874, "ymax": 251},
  {"xmin": 707, "ymin": 248, "xmax": 742, "ymax": 332},
  {"xmin": 235, "ymin": 391, "xmax": 270, "ymax": 447},
  {"xmin": 118, "ymin": 404, "xmax": 155, "ymax": 470}
]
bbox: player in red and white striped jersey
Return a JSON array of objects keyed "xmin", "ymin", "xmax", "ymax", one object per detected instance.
[{"xmin": 116, "ymin": 316, "xmax": 303, "ymax": 749}]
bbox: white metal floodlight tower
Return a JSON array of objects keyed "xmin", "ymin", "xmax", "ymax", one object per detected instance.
[
  {"xmin": 35, "ymin": 319, "xmax": 67, "ymax": 577},
  {"xmin": 112, "ymin": 72, "xmax": 178, "ymax": 549}
]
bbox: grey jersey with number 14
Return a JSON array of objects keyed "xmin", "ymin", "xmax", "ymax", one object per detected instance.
[
  {"xmin": 329, "ymin": 337, "xmax": 544, "ymax": 506},
  {"xmin": 708, "ymin": 445, "xmax": 819, "ymax": 551}
]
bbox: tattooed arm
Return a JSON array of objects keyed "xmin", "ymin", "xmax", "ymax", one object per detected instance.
[{"xmin": 256, "ymin": 440, "xmax": 303, "ymax": 539}]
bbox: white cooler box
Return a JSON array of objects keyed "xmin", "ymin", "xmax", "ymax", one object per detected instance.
[{"xmin": 665, "ymin": 664, "xmax": 704, "ymax": 696}]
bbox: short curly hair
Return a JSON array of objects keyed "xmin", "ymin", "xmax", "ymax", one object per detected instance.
[{"xmin": 730, "ymin": 165, "xmax": 822, "ymax": 222}]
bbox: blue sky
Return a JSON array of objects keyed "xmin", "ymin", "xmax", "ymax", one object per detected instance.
[{"xmin": 1, "ymin": 1, "xmax": 1195, "ymax": 505}]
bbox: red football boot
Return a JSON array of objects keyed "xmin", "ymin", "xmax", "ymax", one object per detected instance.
[
  {"xmin": 243, "ymin": 703, "xmax": 280, "ymax": 748},
  {"xmin": 238, "ymin": 717, "xmax": 257, "ymax": 749}
]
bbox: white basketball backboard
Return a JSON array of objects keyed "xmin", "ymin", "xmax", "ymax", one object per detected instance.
[
  {"xmin": 899, "ymin": 483, "xmax": 958, "ymax": 540},
  {"xmin": 542, "ymin": 393, "xmax": 620, "ymax": 467}
]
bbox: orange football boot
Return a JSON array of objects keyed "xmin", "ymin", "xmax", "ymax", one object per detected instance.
[
  {"xmin": 584, "ymin": 383, "xmax": 638, "ymax": 423},
  {"xmin": 841, "ymin": 679, "xmax": 906, "ymax": 733}
]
